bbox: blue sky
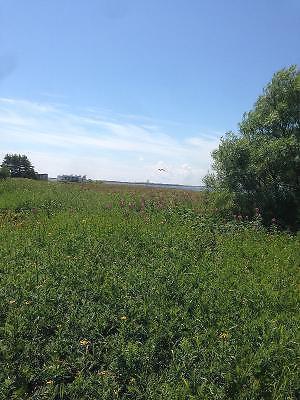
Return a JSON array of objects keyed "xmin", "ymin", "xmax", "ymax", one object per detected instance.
[{"xmin": 0, "ymin": 0, "xmax": 299, "ymax": 184}]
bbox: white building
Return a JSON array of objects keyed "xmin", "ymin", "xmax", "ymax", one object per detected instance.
[{"xmin": 57, "ymin": 174, "xmax": 87, "ymax": 183}]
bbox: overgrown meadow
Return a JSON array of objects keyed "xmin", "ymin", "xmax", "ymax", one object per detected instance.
[{"xmin": 0, "ymin": 179, "xmax": 299, "ymax": 399}]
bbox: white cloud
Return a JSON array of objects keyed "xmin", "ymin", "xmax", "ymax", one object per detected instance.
[{"xmin": 0, "ymin": 97, "xmax": 221, "ymax": 185}]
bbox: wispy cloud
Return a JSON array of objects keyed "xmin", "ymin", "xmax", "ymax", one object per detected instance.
[{"xmin": 0, "ymin": 97, "xmax": 221, "ymax": 185}]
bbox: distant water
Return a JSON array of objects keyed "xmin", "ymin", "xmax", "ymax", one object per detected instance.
[
  {"xmin": 102, "ymin": 181, "xmax": 205, "ymax": 192},
  {"xmin": 50, "ymin": 178, "xmax": 205, "ymax": 192}
]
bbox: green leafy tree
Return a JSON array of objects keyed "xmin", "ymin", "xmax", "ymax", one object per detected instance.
[
  {"xmin": 205, "ymin": 66, "xmax": 300, "ymax": 229},
  {"xmin": 2, "ymin": 154, "xmax": 37, "ymax": 179},
  {"xmin": 0, "ymin": 165, "xmax": 10, "ymax": 179}
]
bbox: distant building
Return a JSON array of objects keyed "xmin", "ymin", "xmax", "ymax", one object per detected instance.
[
  {"xmin": 57, "ymin": 174, "xmax": 87, "ymax": 183},
  {"xmin": 36, "ymin": 173, "xmax": 48, "ymax": 181}
]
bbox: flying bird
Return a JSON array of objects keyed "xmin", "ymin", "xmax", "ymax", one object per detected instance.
[{"xmin": 158, "ymin": 168, "xmax": 167, "ymax": 172}]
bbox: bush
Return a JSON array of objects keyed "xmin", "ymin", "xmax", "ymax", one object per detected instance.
[
  {"xmin": 0, "ymin": 166, "xmax": 10, "ymax": 180},
  {"xmin": 205, "ymin": 66, "xmax": 300, "ymax": 230}
]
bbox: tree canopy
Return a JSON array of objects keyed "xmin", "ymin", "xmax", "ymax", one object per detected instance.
[
  {"xmin": 205, "ymin": 66, "xmax": 300, "ymax": 230},
  {"xmin": 2, "ymin": 154, "xmax": 37, "ymax": 179}
]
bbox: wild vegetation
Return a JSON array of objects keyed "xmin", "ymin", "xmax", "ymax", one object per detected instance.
[
  {"xmin": 0, "ymin": 179, "xmax": 299, "ymax": 399},
  {"xmin": 205, "ymin": 66, "xmax": 300, "ymax": 230},
  {"xmin": 1, "ymin": 154, "xmax": 37, "ymax": 180}
]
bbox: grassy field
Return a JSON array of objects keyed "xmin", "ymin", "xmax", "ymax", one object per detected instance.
[{"xmin": 0, "ymin": 179, "xmax": 299, "ymax": 399}]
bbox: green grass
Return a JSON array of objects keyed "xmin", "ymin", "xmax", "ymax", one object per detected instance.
[{"xmin": 0, "ymin": 179, "xmax": 299, "ymax": 399}]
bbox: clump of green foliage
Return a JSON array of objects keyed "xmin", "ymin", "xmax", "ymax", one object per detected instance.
[
  {"xmin": 1, "ymin": 154, "xmax": 37, "ymax": 179},
  {"xmin": 205, "ymin": 66, "xmax": 300, "ymax": 230},
  {"xmin": 0, "ymin": 179, "xmax": 299, "ymax": 399},
  {"xmin": 0, "ymin": 165, "xmax": 10, "ymax": 180}
]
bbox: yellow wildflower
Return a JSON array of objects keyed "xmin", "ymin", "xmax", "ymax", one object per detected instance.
[
  {"xmin": 79, "ymin": 338, "xmax": 90, "ymax": 346},
  {"xmin": 219, "ymin": 332, "xmax": 229, "ymax": 340}
]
